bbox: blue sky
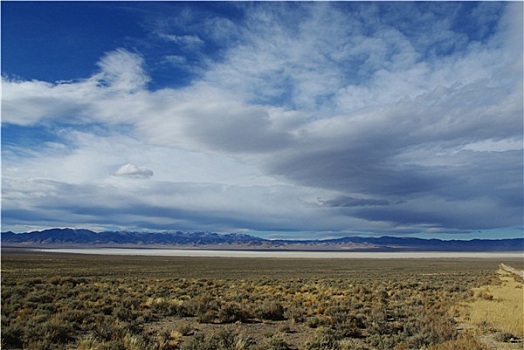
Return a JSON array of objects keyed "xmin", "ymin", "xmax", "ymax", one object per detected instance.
[{"xmin": 2, "ymin": 1, "xmax": 523, "ymax": 240}]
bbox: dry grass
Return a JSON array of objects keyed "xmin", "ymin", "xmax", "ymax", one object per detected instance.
[
  {"xmin": 459, "ymin": 267, "xmax": 524, "ymax": 340},
  {"xmin": 427, "ymin": 333, "xmax": 490, "ymax": 350}
]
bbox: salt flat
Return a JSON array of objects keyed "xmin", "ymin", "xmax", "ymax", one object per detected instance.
[{"xmin": 32, "ymin": 248, "xmax": 524, "ymax": 259}]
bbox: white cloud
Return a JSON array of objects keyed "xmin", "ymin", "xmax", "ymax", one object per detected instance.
[
  {"xmin": 1, "ymin": 78, "xmax": 94, "ymax": 125},
  {"xmin": 165, "ymin": 55, "xmax": 187, "ymax": 65},
  {"xmin": 463, "ymin": 138, "xmax": 523, "ymax": 153},
  {"xmin": 2, "ymin": 49, "xmax": 150, "ymax": 126},
  {"xmin": 114, "ymin": 163, "xmax": 153, "ymax": 179},
  {"xmin": 95, "ymin": 48, "xmax": 150, "ymax": 92},
  {"xmin": 157, "ymin": 33, "xmax": 203, "ymax": 49}
]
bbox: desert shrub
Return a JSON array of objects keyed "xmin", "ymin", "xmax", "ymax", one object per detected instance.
[
  {"xmin": 76, "ymin": 335, "xmax": 102, "ymax": 350},
  {"xmin": 122, "ymin": 331, "xmax": 148, "ymax": 350},
  {"xmin": 475, "ymin": 320, "xmax": 493, "ymax": 333},
  {"xmin": 425, "ymin": 313, "xmax": 456, "ymax": 342},
  {"xmin": 100, "ymin": 339, "xmax": 127, "ymax": 350},
  {"xmin": 307, "ymin": 315, "xmax": 330, "ymax": 329},
  {"xmin": 303, "ymin": 332, "xmax": 340, "ymax": 350},
  {"xmin": 27, "ymin": 291, "xmax": 54, "ymax": 304},
  {"xmin": 44, "ymin": 318, "xmax": 76, "ymax": 342},
  {"xmin": 184, "ymin": 296, "xmax": 220, "ymax": 318},
  {"xmin": 122, "ymin": 296, "xmax": 141, "ymax": 310},
  {"xmin": 407, "ymin": 311, "xmax": 456, "ymax": 348},
  {"xmin": 217, "ymin": 302, "xmax": 252, "ymax": 323},
  {"xmin": 180, "ymin": 332, "xmax": 209, "ymax": 350},
  {"xmin": 198, "ymin": 309, "xmax": 218, "ymax": 323},
  {"xmin": 151, "ymin": 299, "xmax": 191, "ymax": 318},
  {"xmin": 475, "ymin": 289, "xmax": 494, "ymax": 300},
  {"xmin": 1, "ymin": 322, "xmax": 24, "ymax": 349},
  {"xmin": 278, "ymin": 324, "xmax": 294, "ymax": 334},
  {"xmin": 329, "ymin": 312, "xmax": 366, "ymax": 339},
  {"xmin": 176, "ymin": 321, "xmax": 194, "ymax": 336},
  {"xmin": 284, "ymin": 304, "xmax": 306, "ymax": 323},
  {"xmin": 368, "ymin": 333, "xmax": 405, "ymax": 350},
  {"xmin": 152, "ymin": 331, "xmax": 180, "ymax": 350},
  {"xmin": 93, "ymin": 320, "xmax": 126, "ymax": 342},
  {"xmin": 135, "ymin": 309, "xmax": 156, "ymax": 324},
  {"xmin": 259, "ymin": 334, "xmax": 292, "ymax": 350},
  {"xmin": 493, "ymin": 331, "xmax": 515, "ymax": 342},
  {"xmin": 257, "ymin": 301, "xmax": 285, "ymax": 321},
  {"xmin": 181, "ymin": 328, "xmax": 253, "ymax": 350},
  {"xmin": 148, "ymin": 297, "xmax": 171, "ymax": 315},
  {"xmin": 113, "ymin": 305, "xmax": 135, "ymax": 321}
]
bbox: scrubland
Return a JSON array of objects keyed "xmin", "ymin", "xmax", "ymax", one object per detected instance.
[{"xmin": 1, "ymin": 249, "xmax": 522, "ymax": 349}]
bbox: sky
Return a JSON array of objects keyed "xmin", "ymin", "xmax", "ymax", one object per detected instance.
[{"xmin": 1, "ymin": 1, "xmax": 523, "ymax": 240}]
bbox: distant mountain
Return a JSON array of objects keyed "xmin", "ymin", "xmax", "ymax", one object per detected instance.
[
  {"xmin": 1, "ymin": 228, "xmax": 523, "ymax": 252},
  {"xmin": 0, "ymin": 228, "xmax": 265, "ymax": 246}
]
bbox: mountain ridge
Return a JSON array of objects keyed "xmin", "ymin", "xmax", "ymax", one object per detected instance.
[{"xmin": 2, "ymin": 228, "xmax": 523, "ymax": 252}]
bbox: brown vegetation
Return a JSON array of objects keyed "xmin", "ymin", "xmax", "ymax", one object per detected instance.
[{"xmin": 1, "ymin": 249, "xmax": 521, "ymax": 349}]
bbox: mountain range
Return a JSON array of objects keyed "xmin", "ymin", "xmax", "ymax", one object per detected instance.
[{"xmin": 2, "ymin": 228, "xmax": 523, "ymax": 252}]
